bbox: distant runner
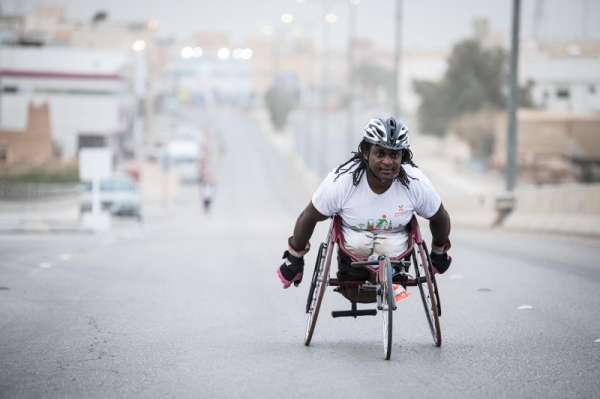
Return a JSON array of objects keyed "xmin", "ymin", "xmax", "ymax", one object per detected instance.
[{"xmin": 202, "ymin": 180, "xmax": 215, "ymax": 213}]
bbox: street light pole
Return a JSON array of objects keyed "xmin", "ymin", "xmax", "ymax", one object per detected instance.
[
  {"xmin": 393, "ymin": 0, "xmax": 403, "ymax": 119},
  {"xmin": 320, "ymin": 0, "xmax": 331, "ymax": 175},
  {"xmin": 347, "ymin": 0, "xmax": 357, "ymax": 154},
  {"xmin": 506, "ymin": 0, "xmax": 521, "ymax": 192}
]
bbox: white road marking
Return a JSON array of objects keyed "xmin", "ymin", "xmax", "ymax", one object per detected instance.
[{"xmin": 518, "ymin": 305, "xmax": 534, "ymax": 310}]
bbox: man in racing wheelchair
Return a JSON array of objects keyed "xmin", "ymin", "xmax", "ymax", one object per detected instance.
[{"xmin": 277, "ymin": 117, "xmax": 452, "ymax": 302}]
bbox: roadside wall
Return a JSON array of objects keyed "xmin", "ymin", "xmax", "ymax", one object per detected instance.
[{"xmin": 504, "ymin": 184, "xmax": 600, "ymax": 237}]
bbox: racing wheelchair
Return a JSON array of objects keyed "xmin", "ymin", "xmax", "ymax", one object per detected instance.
[{"xmin": 304, "ymin": 215, "xmax": 442, "ymax": 360}]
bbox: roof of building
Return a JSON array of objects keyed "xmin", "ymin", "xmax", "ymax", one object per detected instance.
[{"xmin": 0, "ymin": 47, "xmax": 128, "ymax": 76}]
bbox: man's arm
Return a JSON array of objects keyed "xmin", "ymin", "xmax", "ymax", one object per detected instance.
[
  {"xmin": 277, "ymin": 201, "xmax": 329, "ymax": 288},
  {"xmin": 426, "ymin": 203, "xmax": 452, "ymax": 274},
  {"xmin": 427, "ymin": 202, "xmax": 451, "ymax": 248},
  {"xmin": 290, "ymin": 201, "xmax": 330, "ymax": 250}
]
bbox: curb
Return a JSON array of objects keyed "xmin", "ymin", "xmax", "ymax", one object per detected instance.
[{"xmin": 0, "ymin": 220, "xmax": 92, "ymax": 234}]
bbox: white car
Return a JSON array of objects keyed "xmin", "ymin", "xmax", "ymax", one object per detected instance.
[
  {"xmin": 80, "ymin": 174, "xmax": 142, "ymax": 220},
  {"xmin": 166, "ymin": 140, "xmax": 201, "ymax": 183}
]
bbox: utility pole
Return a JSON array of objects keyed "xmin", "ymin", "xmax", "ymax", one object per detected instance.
[
  {"xmin": 320, "ymin": 0, "xmax": 331, "ymax": 176},
  {"xmin": 506, "ymin": 0, "xmax": 521, "ymax": 192},
  {"xmin": 347, "ymin": 1, "xmax": 357, "ymax": 154},
  {"xmin": 393, "ymin": 0, "xmax": 403, "ymax": 119}
]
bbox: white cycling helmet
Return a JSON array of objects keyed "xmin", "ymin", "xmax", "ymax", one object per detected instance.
[{"xmin": 363, "ymin": 117, "xmax": 409, "ymax": 150}]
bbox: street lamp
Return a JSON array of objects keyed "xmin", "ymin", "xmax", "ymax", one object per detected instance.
[
  {"xmin": 217, "ymin": 47, "xmax": 230, "ymax": 59},
  {"xmin": 131, "ymin": 39, "xmax": 146, "ymax": 52},
  {"xmin": 241, "ymin": 49, "xmax": 253, "ymax": 60},
  {"xmin": 192, "ymin": 47, "xmax": 203, "ymax": 58},
  {"xmin": 180, "ymin": 47, "xmax": 193, "ymax": 58},
  {"xmin": 393, "ymin": 0, "xmax": 403, "ymax": 119}
]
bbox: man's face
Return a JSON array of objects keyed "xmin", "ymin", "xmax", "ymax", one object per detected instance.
[{"xmin": 364, "ymin": 145, "xmax": 402, "ymax": 181}]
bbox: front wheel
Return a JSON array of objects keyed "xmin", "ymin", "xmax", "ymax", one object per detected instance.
[{"xmin": 380, "ymin": 257, "xmax": 395, "ymax": 360}]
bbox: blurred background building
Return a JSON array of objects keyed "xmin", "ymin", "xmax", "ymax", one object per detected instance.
[{"xmin": 0, "ymin": 0, "xmax": 599, "ymax": 185}]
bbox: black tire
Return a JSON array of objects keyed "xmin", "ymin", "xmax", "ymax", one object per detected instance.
[
  {"xmin": 381, "ymin": 257, "xmax": 395, "ymax": 360},
  {"xmin": 304, "ymin": 241, "xmax": 333, "ymax": 346},
  {"xmin": 412, "ymin": 241, "xmax": 442, "ymax": 347},
  {"xmin": 305, "ymin": 243, "xmax": 325, "ymax": 314},
  {"xmin": 422, "ymin": 242, "xmax": 442, "ymax": 317}
]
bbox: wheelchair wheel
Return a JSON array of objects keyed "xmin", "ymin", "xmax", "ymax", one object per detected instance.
[
  {"xmin": 305, "ymin": 243, "xmax": 325, "ymax": 314},
  {"xmin": 304, "ymin": 241, "xmax": 333, "ymax": 346},
  {"xmin": 423, "ymin": 242, "xmax": 442, "ymax": 318},
  {"xmin": 412, "ymin": 241, "xmax": 442, "ymax": 347},
  {"xmin": 380, "ymin": 257, "xmax": 395, "ymax": 360}
]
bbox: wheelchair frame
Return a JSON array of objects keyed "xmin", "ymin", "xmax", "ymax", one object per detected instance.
[{"xmin": 304, "ymin": 215, "xmax": 442, "ymax": 360}]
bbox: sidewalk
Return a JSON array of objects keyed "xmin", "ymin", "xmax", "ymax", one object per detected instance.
[{"xmin": 0, "ymin": 197, "xmax": 86, "ymax": 234}]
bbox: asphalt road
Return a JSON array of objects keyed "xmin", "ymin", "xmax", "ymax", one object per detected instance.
[{"xmin": 1, "ymin": 107, "xmax": 599, "ymax": 399}]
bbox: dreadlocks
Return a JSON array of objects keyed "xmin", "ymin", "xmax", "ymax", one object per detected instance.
[{"xmin": 334, "ymin": 140, "xmax": 418, "ymax": 188}]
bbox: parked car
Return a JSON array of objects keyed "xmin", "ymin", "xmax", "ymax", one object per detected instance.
[{"xmin": 80, "ymin": 174, "xmax": 142, "ymax": 220}]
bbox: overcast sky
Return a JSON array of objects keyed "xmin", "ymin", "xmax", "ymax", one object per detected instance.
[{"xmin": 4, "ymin": 0, "xmax": 599, "ymax": 50}]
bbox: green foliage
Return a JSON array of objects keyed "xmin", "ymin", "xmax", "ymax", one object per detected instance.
[
  {"xmin": 264, "ymin": 85, "xmax": 295, "ymax": 131},
  {"xmin": 413, "ymin": 80, "xmax": 452, "ymax": 136},
  {"xmin": 414, "ymin": 39, "xmax": 532, "ymax": 136},
  {"xmin": 519, "ymin": 79, "xmax": 535, "ymax": 108},
  {"xmin": 0, "ymin": 167, "xmax": 79, "ymax": 183}
]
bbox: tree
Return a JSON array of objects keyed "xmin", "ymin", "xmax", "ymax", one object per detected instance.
[
  {"xmin": 264, "ymin": 85, "xmax": 295, "ymax": 131},
  {"xmin": 414, "ymin": 39, "xmax": 531, "ymax": 136},
  {"xmin": 352, "ymin": 63, "xmax": 395, "ymax": 105}
]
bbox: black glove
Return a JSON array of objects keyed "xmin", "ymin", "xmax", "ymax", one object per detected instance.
[
  {"xmin": 430, "ymin": 239, "xmax": 452, "ymax": 274},
  {"xmin": 277, "ymin": 238, "xmax": 310, "ymax": 289},
  {"xmin": 430, "ymin": 252, "xmax": 452, "ymax": 274}
]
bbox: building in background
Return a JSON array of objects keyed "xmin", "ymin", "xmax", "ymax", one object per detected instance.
[
  {"xmin": 0, "ymin": 4, "xmax": 164, "ymax": 169},
  {"xmin": 521, "ymin": 40, "xmax": 600, "ymax": 114},
  {"xmin": 0, "ymin": 46, "xmax": 135, "ymax": 161},
  {"xmin": 0, "ymin": 102, "xmax": 53, "ymax": 168}
]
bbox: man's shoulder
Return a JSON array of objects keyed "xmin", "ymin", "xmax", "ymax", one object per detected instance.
[
  {"xmin": 401, "ymin": 163, "xmax": 425, "ymax": 178},
  {"xmin": 316, "ymin": 165, "xmax": 360, "ymax": 198},
  {"xmin": 325, "ymin": 164, "xmax": 360, "ymax": 185}
]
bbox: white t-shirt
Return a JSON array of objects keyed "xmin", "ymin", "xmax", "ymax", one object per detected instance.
[
  {"xmin": 312, "ymin": 163, "xmax": 441, "ymax": 233},
  {"xmin": 203, "ymin": 183, "xmax": 215, "ymax": 199}
]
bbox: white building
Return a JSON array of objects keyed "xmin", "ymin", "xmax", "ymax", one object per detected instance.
[
  {"xmin": 521, "ymin": 41, "xmax": 600, "ymax": 113},
  {"xmin": 0, "ymin": 47, "xmax": 136, "ymax": 160}
]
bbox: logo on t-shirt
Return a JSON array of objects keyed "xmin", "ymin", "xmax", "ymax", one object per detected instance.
[
  {"xmin": 394, "ymin": 205, "xmax": 408, "ymax": 217},
  {"xmin": 352, "ymin": 214, "xmax": 402, "ymax": 231}
]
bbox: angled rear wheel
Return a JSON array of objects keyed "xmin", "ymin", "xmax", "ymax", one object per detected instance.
[
  {"xmin": 413, "ymin": 241, "xmax": 442, "ymax": 347},
  {"xmin": 304, "ymin": 241, "xmax": 333, "ymax": 346}
]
